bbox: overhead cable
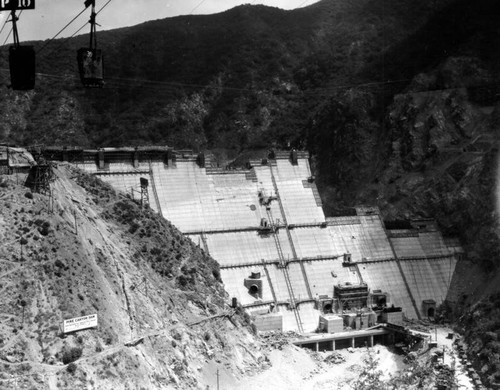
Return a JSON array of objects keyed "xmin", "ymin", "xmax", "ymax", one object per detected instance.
[
  {"xmin": 40, "ymin": 0, "xmax": 114, "ymax": 59},
  {"xmin": 0, "ymin": 13, "xmax": 9, "ymax": 38},
  {"xmin": 1, "ymin": 65, "xmax": 496, "ymax": 99},
  {"xmin": 2, "ymin": 27, "xmax": 11, "ymax": 46},
  {"xmin": 97, "ymin": 0, "xmax": 113, "ymax": 16},
  {"xmin": 64, "ymin": 0, "xmax": 113, "ymax": 43},
  {"xmin": 190, "ymin": 0, "xmax": 208, "ymax": 15},
  {"xmin": 36, "ymin": 7, "xmax": 88, "ymax": 54},
  {"xmin": 1, "ymin": 10, "xmax": 22, "ymax": 47}
]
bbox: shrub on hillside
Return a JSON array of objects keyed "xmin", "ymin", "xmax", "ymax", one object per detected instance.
[
  {"xmin": 66, "ymin": 362, "xmax": 77, "ymax": 374},
  {"xmin": 62, "ymin": 347, "xmax": 83, "ymax": 364}
]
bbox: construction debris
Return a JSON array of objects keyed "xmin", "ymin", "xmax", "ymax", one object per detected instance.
[
  {"xmin": 324, "ymin": 352, "xmax": 346, "ymax": 365},
  {"xmin": 260, "ymin": 331, "xmax": 302, "ymax": 350}
]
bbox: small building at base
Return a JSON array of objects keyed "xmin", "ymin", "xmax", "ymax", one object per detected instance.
[
  {"xmin": 253, "ymin": 312, "xmax": 283, "ymax": 332},
  {"xmin": 319, "ymin": 314, "xmax": 344, "ymax": 333}
]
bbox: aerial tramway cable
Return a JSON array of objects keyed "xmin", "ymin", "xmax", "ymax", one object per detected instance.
[
  {"xmin": 2, "ymin": 25, "xmax": 12, "ymax": 46},
  {"xmin": 5, "ymin": 63, "xmax": 494, "ymax": 100},
  {"xmin": 36, "ymin": 7, "xmax": 88, "ymax": 54},
  {"xmin": 189, "ymin": 0, "xmax": 208, "ymax": 14},
  {"xmin": 40, "ymin": 0, "xmax": 113, "ymax": 60},
  {"xmin": 0, "ymin": 12, "xmax": 10, "ymax": 39},
  {"xmin": 1, "ymin": 9, "xmax": 22, "ymax": 46}
]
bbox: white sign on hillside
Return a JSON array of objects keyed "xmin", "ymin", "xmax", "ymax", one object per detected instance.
[{"xmin": 63, "ymin": 314, "xmax": 98, "ymax": 333}]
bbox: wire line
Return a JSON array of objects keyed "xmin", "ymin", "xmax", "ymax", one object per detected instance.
[
  {"xmin": 1, "ymin": 10, "xmax": 22, "ymax": 47},
  {"xmin": 67, "ymin": 0, "xmax": 113, "ymax": 42},
  {"xmin": 40, "ymin": 0, "xmax": 114, "ymax": 58},
  {"xmin": 2, "ymin": 66, "xmax": 494, "ymax": 99},
  {"xmin": 0, "ymin": 13, "xmax": 9, "ymax": 38},
  {"xmin": 37, "ymin": 7, "xmax": 88, "ymax": 53},
  {"xmin": 2, "ymin": 27, "xmax": 11, "ymax": 46},
  {"xmin": 190, "ymin": 0, "xmax": 208, "ymax": 14}
]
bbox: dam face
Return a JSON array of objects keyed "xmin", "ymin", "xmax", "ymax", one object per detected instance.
[{"xmin": 47, "ymin": 147, "xmax": 461, "ymax": 333}]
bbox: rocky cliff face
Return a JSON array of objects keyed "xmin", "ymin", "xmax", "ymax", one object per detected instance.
[
  {"xmin": 0, "ymin": 164, "xmax": 263, "ymax": 389},
  {"xmin": 376, "ymin": 56, "xmax": 499, "ymax": 270}
]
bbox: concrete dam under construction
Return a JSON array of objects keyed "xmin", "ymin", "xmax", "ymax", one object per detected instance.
[{"xmin": 39, "ymin": 146, "xmax": 462, "ymax": 334}]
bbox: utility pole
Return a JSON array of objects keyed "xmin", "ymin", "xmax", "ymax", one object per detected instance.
[
  {"xmin": 48, "ymin": 189, "xmax": 54, "ymax": 214},
  {"xmin": 216, "ymin": 368, "xmax": 220, "ymax": 390},
  {"xmin": 73, "ymin": 210, "xmax": 78, "ymax": 234},
  {"xmin": 20, "ymin": 299, "xmax": 26, "ymax": 329}
]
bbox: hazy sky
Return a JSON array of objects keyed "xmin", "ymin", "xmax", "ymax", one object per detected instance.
[{"xmin": 0, "ymin": 0, "xmax": 319, "ymax": 43}]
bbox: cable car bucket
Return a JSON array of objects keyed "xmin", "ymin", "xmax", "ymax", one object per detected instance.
[
  {"xmin": 2, "ymin": 1, "xmax": 37, "ymax": 90},
  {"xmin": 77, "ymin": 47, "xmax": 103, "ymax": 88},
  {"xmin": 77, "ymin": 0, "xmax": 104, "ymax": 88}
]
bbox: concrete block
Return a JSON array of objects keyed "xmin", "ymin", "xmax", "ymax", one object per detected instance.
[
  {"xmin": 381, "ymin": 311, "xmax": 403, "ymax": 325},
  {"xmin": 254, "ymin": 313, "xmax": 283, "ymax": 332},
  {"xmin": 319, "ymin": 314, "xmax": 343, "ymax": 333}
]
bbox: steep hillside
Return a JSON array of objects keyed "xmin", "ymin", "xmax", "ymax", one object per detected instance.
[
  {"xmin": 0, "ymin": 0, "xmax": 450, "ymax": 149},
  {"xmin": 314, "ymin": 55, "xmax": 500, "ymax": 267},
  {"xmin": 456, "ymin": 293, "xmax": 500, "ymax": 388},
  {"xmin": 307, "ymin": 0, "xmax": 500, "ymax": 275},
  {"xmin": 0, "ymin": 165, "xmax": 263, "ymax": 389}
]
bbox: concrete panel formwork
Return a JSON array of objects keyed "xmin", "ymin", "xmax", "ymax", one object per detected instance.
[
  {"xmin": 290, "ymin": 227, "xmax": 339, "ymax": 259},
  {"xmin": 357, "ymin": 262, "xmax": 418, "ymax": 319},
  {"xmin": 304, "ymin": 260, "xmax": 360, "ymax": 298},
  {"xmin": 298, "ymin": 302, "xmax": 321, "ymax": 333},
  {"xmin": 399, "ymin": 257, "xmax": 458, "ymax": 315},
  {"xmin": 327, "ymin": 224, "xmax": 366, "ymax": 262},
  {"xmin": 272, "ymin": 159, "xmax": 325, "ymax": 225},
  {"xmin": 417, "ymin": 232, "xmax": 452, "ymax": 257},
  {"xmin": 151, "ymin": 161, "xmax": 265, "ymax": 232},
  {"xmin": 204, "ymin": 231, "xmax": 293, "ymax": 267},
  {"xmin": 391, "ymin": 236, "xmax": 427, "ymax": 258},
  {"xmin": 358, "ymin": 215, "xmax": 394, "ymax": 260},
  {"xmin": 286, "ymin": 262, "xmax": 311, "ymax": 301},
  {"xmin": 221, "ymin": 266, "xmax": 276, "ymax": 305}
]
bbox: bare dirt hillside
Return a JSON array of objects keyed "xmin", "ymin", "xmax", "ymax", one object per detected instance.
[{"xmin": 0, "ymin": 164, "xmax": 265, "ymax": 389}]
